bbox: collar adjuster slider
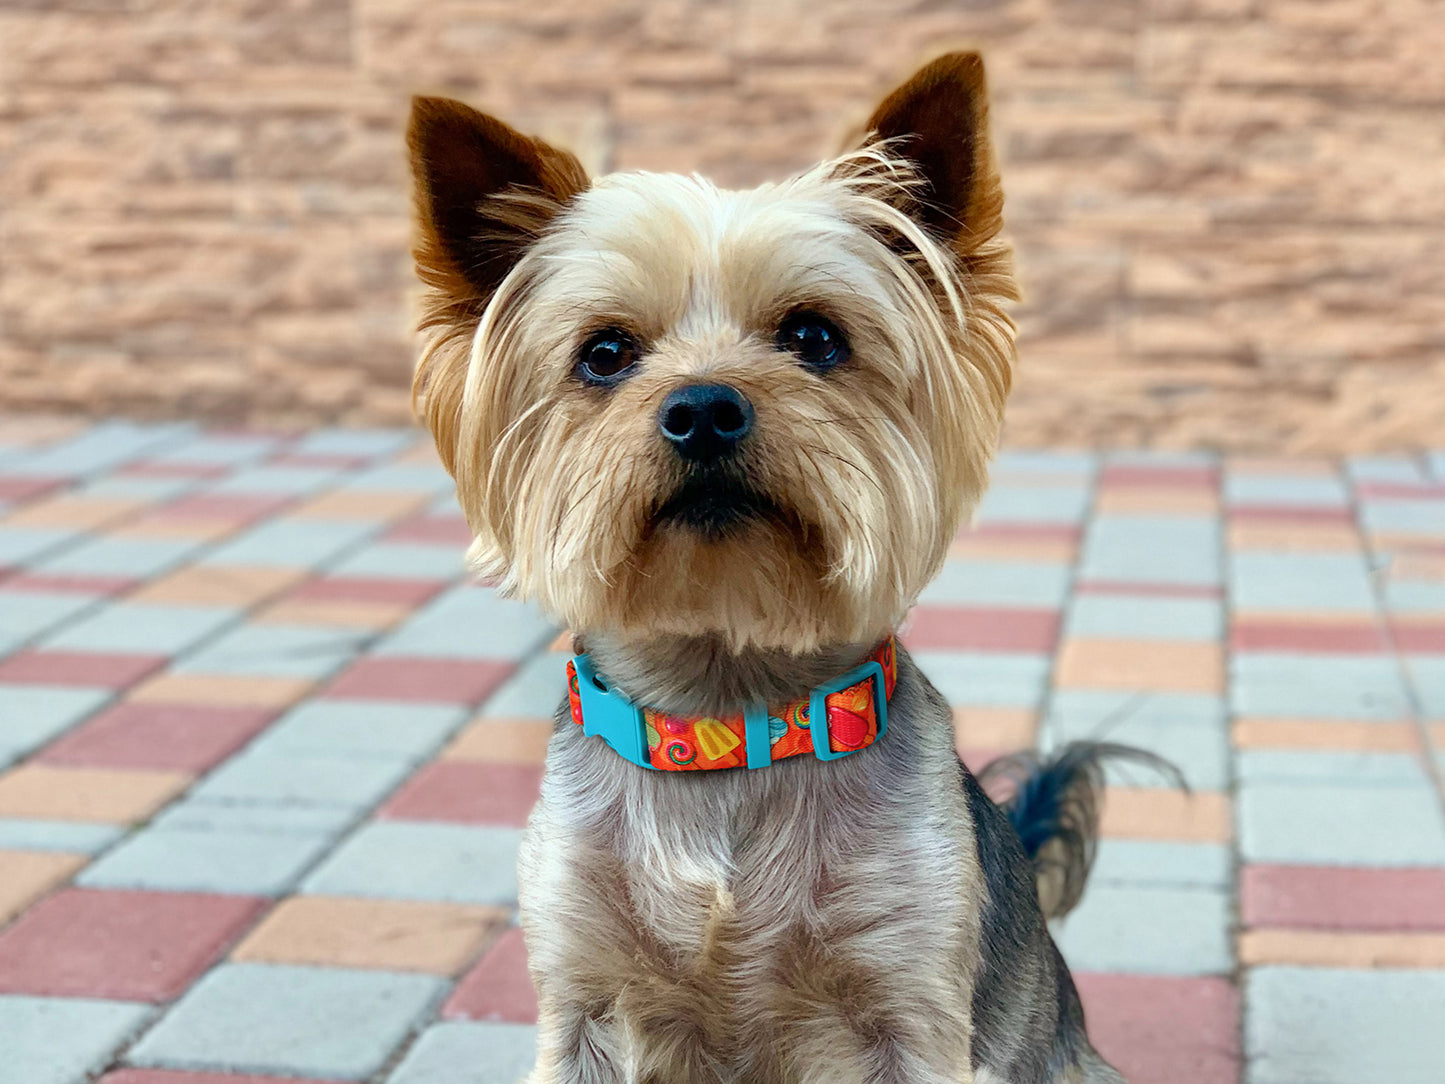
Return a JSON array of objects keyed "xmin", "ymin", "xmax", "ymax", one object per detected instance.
[{"xmin": 809, "ymin": 658, "xmax": 888, "ymax": 762}]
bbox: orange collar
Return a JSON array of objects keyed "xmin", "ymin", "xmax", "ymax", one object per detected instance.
[{"xmin": 566, "ymin": 636, "xmax": 897, "ymax": 771}]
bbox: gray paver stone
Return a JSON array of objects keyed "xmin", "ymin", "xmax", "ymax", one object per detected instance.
[
  {"xmin": 1246, "ymin": 967, "xmax": 1445, "ymax": 1083},
  {"xmin": 127, "ymin": 963, "xmax": 447, "ymax": 1081},
  {"xmin": 0, "ymin": 994, "xmax": 153, "ymax": 1084},
  {"xmin": 387, "ymin": 1021, "xmax": 538, "ymax": 1084}
]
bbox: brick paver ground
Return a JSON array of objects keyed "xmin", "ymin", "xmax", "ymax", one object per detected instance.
[{"xmin": 2, "ymin": 416, "xmax": 1444, "ymax": 1083}]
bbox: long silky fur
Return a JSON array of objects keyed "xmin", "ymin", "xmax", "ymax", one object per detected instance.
[{"xmin": 407, "ymin": 52, "xmax": 1131, "ymax": 1084}]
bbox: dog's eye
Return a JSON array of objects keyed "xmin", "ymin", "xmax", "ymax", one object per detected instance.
[
  {"xmin": 578, "ymin": 329, "xmax": 640, "ymax": 386},
  {"xmin": 776, "ymin": 312, "xmax": 850, "ymax": 373}
]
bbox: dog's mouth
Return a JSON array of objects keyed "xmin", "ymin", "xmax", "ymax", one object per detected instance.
[{"xmin": 651, "ymin": 471, "xmax": 782, "ymax": 540}]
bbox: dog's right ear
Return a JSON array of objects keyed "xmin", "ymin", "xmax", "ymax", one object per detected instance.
[
  {"xmin": 863, "ymin": 52, "xmax": 1003, "ymax": 251},
  {"xmin": 407, "ymin": 98, "xmax": 587, "ymax": 472},
  {"xmin": 408, "ymin": 96, "xmax": 588, "ymax": 318}
]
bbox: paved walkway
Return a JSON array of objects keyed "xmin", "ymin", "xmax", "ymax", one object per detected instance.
[{"xmin": 1, "ymin": 417, "xmax": 1443, "ymax": 1084}]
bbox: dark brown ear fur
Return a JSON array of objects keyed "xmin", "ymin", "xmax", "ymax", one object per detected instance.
[
  {"xmin": 408, "ymin": 96, "xmax": 588, "ymax": 311},
  {"xmin": 865, "ymin": 52, "xmax": 1003, "ymax": 250},
  {"xmin": 407, "ymin": 97, "xmax": 587, "ymax": 468}
]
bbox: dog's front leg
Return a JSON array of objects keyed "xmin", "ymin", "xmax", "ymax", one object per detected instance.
[
  {"xmin": 528, "ymin": 1001, "xmax": 628, "ymax": 1084},
  {"xmin": 772, "ymin": 944, "xmax": 976, "ymax": 1084},
  {"xmin": 783, "ymin": 1015, "xmax": 975, "ymax": 1084},
  {"xmin": 529, "ymin": 998, "xmax": 735, "ymax": 1084},
  {"xmin": 623, "ymin": 1009, "xmax": 732, "ymax": 1084}
]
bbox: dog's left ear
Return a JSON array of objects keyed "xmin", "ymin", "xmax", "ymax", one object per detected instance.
[
  {"xmin": 406, "ymin": 97, "xmax": 588, "ymax": 474},
  {"xmin": 407, "ymin": 96, "xmax": 589, "ymax": 320},
  {"xmin": 864, "ymin": 52, "xmax": 1003, "ymax": 249}
]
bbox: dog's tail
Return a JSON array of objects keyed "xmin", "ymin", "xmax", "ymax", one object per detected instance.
[{"xmin": 976, "ymin": 742, "xmax": 1184, "ymax": 920}]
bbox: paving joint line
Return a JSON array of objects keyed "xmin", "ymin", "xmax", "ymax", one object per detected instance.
[
  {"xmin": 1031, "ymin": 454, "xmax": 1098, "ymax": 757},
  {"xmin": 1345, "ymin": 456, "xmax": 1445, "ymax": 829},
  {"xmin": 1217, "ymin": 454, "xmax": 1249, "ymax": 1074}
]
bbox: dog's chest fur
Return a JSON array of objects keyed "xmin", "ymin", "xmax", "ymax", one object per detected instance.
[{"xmin": 518, "ymin": 650, "xmax": 986, "ymax": 1082}]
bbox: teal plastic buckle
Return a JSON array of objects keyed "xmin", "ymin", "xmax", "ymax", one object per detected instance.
[
  {"xmin": 571, "ymin": 654, "xmax": 657, "ymax": 770},
  {"xmin": 808, "ymin": 659, "xmax": 887, "ymax": 762}
]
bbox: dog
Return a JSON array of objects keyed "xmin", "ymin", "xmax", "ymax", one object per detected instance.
[{"xmin": 406, "ymin": 52, "xmax": 1135, "ymax": 1084}]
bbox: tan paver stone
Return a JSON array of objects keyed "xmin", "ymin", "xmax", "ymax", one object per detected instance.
[
  {"xmin": 952, "ymin": 708, "xmax": 1037, "ymax": 750},
  {"xmin": 0, "ymin": 766, "xmax": 190, "ymax": 823},
  {"xmin": 948, "ymin": 539, "xmax": 1077, "ymax": 563},
  {"xmin": 1239, "ymin": 930, "xmax": 1445, "ymax": 969},
  {"xmin": 130, "ymin": 565, "xmax": 305, "ymax": 608},
  {"xmin": 1372, "ymin": 534, "xmax": 1445, "ymax": 565},
  {"xmin": 1095, "ymin": 488, "xmax": 1220, "ymax": 515},
  {"xmin": 1389, "ymin": 554, "xmax": 1445, "ymax": 581},
  {"xmin": 3, "ymin": 496, "xmax": 144, "ymax": 530},
  {"xmin": 126, "ymin": 673, "xmax": 316, "ymax": 709},
  {"xmin": 1056, "ymin": 639, "xmax": 1223, "ymax": 693},
  {"xmin": 445, "ymin": 718, "xmax": 553, "ymax": 764},
  {"xmin": 1100, "ymin": 787, "xmax": 1232, "ymax": 843},
  {"xmin": 1229, "ymin": 523, "xmax": 1361, "ymax": 551},
  {"xmin": 232, "ymin": 897, "xmax": 508, "ymax": 975},
  {"xmin": 0, "ymin": 850, "xmax": 87, "ymax": 925},
  {"xmin": 111, "ymin": 518, "xmax": 241, "ymax": 543},
  {"xmin": 252, "ymin": 599, "xmax": 411, "ymax": 630},
  {"xmin": 1233, "ymin": 718, "xmax": 1423, "ymax": 753}
]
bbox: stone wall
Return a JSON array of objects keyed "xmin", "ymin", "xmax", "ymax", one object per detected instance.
[{"xmin": 2, "ymin": 0, "xmax": 1442, "ymax": 450}]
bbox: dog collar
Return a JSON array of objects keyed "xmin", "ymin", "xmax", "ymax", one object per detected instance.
[{"xmin": 565, "ymin": 636, "xmax": 897, "ymax": 771}]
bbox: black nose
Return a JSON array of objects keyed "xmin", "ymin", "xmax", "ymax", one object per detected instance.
[{"xmin": 658, "ymin": 383, "xmax": 754, "ymax": 463}]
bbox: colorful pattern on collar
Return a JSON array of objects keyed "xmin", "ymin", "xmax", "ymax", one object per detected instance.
[{"xmin": 566, "ymin": 636, "xmax": 898, "ymax": 771}]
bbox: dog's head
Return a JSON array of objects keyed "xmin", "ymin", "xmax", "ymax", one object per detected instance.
[{"xmin": 407, "ymin": 53, "xmax": 1017, "ymax": 652}]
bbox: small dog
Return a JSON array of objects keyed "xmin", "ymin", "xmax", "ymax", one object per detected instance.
[{"xmin": 407, "ymin": 52, "xmax": 1131, "ymax": 1084}]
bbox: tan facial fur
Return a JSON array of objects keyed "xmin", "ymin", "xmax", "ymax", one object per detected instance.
[{"xmin": 409, "ymin": 56, "xmax": 1017, "ymax": 653}]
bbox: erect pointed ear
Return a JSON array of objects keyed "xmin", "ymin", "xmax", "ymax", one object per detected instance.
[
  {"xmin": 864, "ymin": 52, "xmax": 1003, "ymax": 249},
  {"xmin": 407, "ymin": 96, "xmax": 588, "ymax": 318},
  {"xmin": 406, "ymin": 98, "xmax": 588, "ymax": 475}
]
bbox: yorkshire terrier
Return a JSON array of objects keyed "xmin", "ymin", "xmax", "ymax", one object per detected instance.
[{"xmin": 407, "ymin": 52, "xmax": 1133, "ymax": 1084}]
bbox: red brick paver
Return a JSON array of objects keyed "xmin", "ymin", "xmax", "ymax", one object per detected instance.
[
  {"xmin": 0, "ymin": 650, "xmax": 168, "ymax": 688},
  {"xmin": 1241, "ymin": 866, "xmax": 1445, "ymax": 932},
  {"xmin": 903, "ymin": 606, "xmax": 1061, "ymax": 653},
  {"xmin": 0, "ymin": 889, "xmax": 266, "ymax": 1001},
  {"xmin": 444, "ymin": 927, "xmax": 539, "ymax": 1025},
  {"xmin": 324, "ymin": 658, "xmax": 512, "ymax": 704},
  {"xmin": 38, "ymin": 704, "xmax": 278, "ymax": 773},
  {"xmin": 382, "ymin": 762, "xmax": 544, "ymax": 828},
  {"xmin": 1076, "ymin": 974, "xmax": 1240, "ymax": 1084}
]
